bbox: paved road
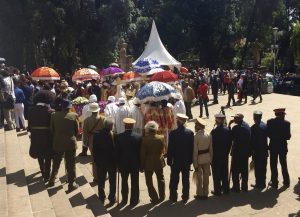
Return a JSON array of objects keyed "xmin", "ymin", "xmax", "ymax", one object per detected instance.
[{"xmin": 80, "ymin": 93, "xmax": 300, "ymax": 217}]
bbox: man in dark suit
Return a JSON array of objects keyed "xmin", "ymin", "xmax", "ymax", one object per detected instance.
[
  {"xmin": 228, "ymin": 113, "xmax": 251, "ymax": 192},
  {"xmin": 115, "ymin": 118, "xmax": 142, "ymax": 207},
  {"xmin": 93, "ymin": 118, "xmax": 116, "ymax": 204},
  {"xmin": 250, "ymin": 111, "xmax": 268, "ymax": 189},
  {"xmin": 211, "ymin": 114, "xmax": 232, "ymax": 196},
  {"xmin": 167, "ymin": 113, "xmax": 194, "ymax": 203},
  {"xmin": 267, "ymin": 108, "xmax": 291, "ymax": 189}
]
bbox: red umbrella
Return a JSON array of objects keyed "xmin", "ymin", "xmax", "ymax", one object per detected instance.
[
  {"xmin": 72, "ymin": 68, "xmax": 100, "ymax": 82},
  {"xmin": 122, "ymin": 71, "xmax": 142, "ymax": 82},
  {"xmin": 150, "ymin": 70, "xmax": 178, "ymax": 83},
  {"xmin": 180, "ymin": 67, "xmax": 189, "ymax": 73},
  {"xmin": 31, "ymin": 67, "xmax": 60, "ymax": 81}
]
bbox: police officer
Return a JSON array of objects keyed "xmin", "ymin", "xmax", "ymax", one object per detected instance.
[
  {"xmin": 267, "ymin": 108, "xmax": 291, "ymax": 188},
  {"xmin": 115, "ymin": 118, "xmax": 142, "ymax": 207},
  {"xmin": 167, "ymin": 113, "xmax": 194, "ymax": 203},
  {"xmin": 250, "ymin": 111, "xmax": 268, "ymax": 189},
  {"xmin": 211, "ymin": 114, "xmax": 232, "ymax": 196},
  {"xmin": 228, "ymin": 113, "xmax": 251, "ymax": 192}
]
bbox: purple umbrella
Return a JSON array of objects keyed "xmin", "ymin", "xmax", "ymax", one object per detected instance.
[{"xmin": 99, "ymin": 66, "xmax": 124, "ymax": 76}]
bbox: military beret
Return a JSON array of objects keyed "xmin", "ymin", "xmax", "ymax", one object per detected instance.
[
  {"xmin": 273, "ymin": 108, "xmax": 286, "ymax": 114},
  {"xmin": 215, "ymin": 114, "xmax": 226, "ymax": 119}
]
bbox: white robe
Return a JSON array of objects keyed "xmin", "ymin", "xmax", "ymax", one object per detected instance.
[
  {"xmin": 130, "ymin": 105, "xmax": 144, "ymax": 136},
  {"xmin": 173, "ymin": 100, "xmax": 186, "ymax": 120},
  {"xmin": 114, "ymin": 105, "xmax": 131, "ymax": 134},
  {"xmin": 104, "ymin": 102, "xmax": 118, "ymax": 119},
  {"xmin": 82, "ymin": 103, "xmax": 92, "ymax": 121}
]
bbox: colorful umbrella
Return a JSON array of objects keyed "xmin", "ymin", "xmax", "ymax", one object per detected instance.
[
  {"xmin": 180, "ymin": 67, "xmax": 189, "ymax": 73},
  {"xmin": 151, "ymin": 70, "xmax": 178, "ymax": 83},
  {"xmin": 136, "ymin": 81, "xmax": 177, "ymax": 103},
  {"xmin": 99, "ymin": 66, "xmax": 124, "ymax": 76},
  {"xmin": 72, "ymin": 68, "xmax": 100, "ymax": 82},
  {"xmin": 31, "ymin": 67, "xmax": 60, "ymax": 81},
  {"xmin": 122, "ymin": 71, "xmax": 142, "ymax": 83},
  {"xmin": 134, "ymin": 58, "xmax": 162, "ymax": 76}
]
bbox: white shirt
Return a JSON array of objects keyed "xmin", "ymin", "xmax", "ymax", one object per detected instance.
[
  {"xmin": 3, "ymin": 76, "xmax": 15, "ymax": 99},
  {"xmin": 114, "ymin": 104, "xmax": 131, "ymax": 134},
  {"xmin": 82, "ymin": 103, "xmax": 92, "ymax": 121},
  {"xmin": 130, "ymin": 105, "xmax": 144, "ymax": 136},
  {"xmin": 173, "ymin": 100, "xmax": 186, "ymax": 119},
  {"xmin": 104, "ymin": 102, "xmax": 118, "ymax": 118}
]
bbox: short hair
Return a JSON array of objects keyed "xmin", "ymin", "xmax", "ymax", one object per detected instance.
[
  {"xmin": 145, "ymin": 121, "xmax": 159, "ymax": 134},
  {"xmin": 104, "ymin": 118, "xmax": 114, "ymax": 129}
]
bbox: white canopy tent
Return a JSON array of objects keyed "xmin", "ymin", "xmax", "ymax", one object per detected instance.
[{"xmin": 133, "ymin": 21, "xmax": 181, "ymax": 69}]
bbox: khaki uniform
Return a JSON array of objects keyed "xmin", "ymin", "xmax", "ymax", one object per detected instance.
[
  {"xmin": 193, "ymin": 129, "xmax": 213, "ymax": 197},
  {"xmin": 140, "ymin": 134, "xmax": 166, "ymax": 202},
  {"xmin": 49, "ymin": 111, "xmax": 79, "ymax": 184},
  {"xmin": 83, "ymin": 114, "xmax": 104, "ymax": 179}
]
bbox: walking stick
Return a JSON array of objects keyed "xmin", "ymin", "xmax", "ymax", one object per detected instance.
[{"xmin": 117, "ymin": 170, "xmax": 120, "ymax": 204}]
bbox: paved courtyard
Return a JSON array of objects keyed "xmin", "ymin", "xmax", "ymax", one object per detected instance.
[{"xmin": 91, "ymin": 93, "xmax": 300, "ymax": 217}]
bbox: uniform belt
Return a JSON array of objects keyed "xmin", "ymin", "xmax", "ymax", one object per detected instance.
[
  {"xmin": 31, "ymin": 126, "xmax": 49, "ymax": 130},
  {"xmin": 198, "ymin": 149, "xmax": 209, "ymax": 155}
]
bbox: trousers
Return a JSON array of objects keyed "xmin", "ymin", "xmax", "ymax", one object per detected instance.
[
  {"xmin": 184, "ymin": 102, "xmax": 193, "ymax": 119},
  {"xmin": 3, "ymin": 108, "xmax": 14, "ymax": 128},
  {"xmin": 97, "ymin": 164, "xmax": 116, "ymax": 202},
  {"xmin": 145, "ymin": 169, "xmax": 165, "ymax": 202},
  {"xmin": 49, "ymin": 149, "xmax": 76, "ymax": 184},
  {"xmin": 195, "ymin": 164, "xmax": 210, "ymax": 196},
  {"xmin": 270, "ymin": 150, "xmax": 290, "ymax": 186},
  {"xmin": 120, "ymin": 169, "xmax": 139, "ymax": 204},
  {"xmin": 169, "ymin": 166, "xmax": 190, "ymax": 201},
  {"xmin": 231, "ymin": 156, "xmax": 249, "ymax": 190},
  {"xmin": 199, "ymin": 98, "xmax": 209, "ymax": 117},
  {"xmin": 212, "ymin": 159, "xmax": 229, "ymax": 194},
  {"xmin": 14, "ymin": 103, "xmax": 25, "ymax": 128},
  {"xmin": 38, "ymin": 157, "xmax": 52, "ymax": 180},
  {"xmin": 253, "ymin": 153, "xmax": 267, "ymax": 187}
]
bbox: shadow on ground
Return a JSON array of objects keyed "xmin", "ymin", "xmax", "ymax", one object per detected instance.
[{"xmin": 108, "ymin": 187, "xmax": 286, "ymax": 217}]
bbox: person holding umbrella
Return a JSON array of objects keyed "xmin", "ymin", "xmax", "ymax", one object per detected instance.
[{"xmin": 115, "ymin": 118, "xmax": 142, "ymax": 207}]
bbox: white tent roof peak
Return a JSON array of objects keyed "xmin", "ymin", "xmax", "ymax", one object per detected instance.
[{"xmin": 133, "ymin": 20, "xmax": 181, "ymax": 68}]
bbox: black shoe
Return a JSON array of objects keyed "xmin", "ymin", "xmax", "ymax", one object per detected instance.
[
  {"xmin": 150, "ymin": 199, "xmax": 160, "ymax": 205},
  {"xmin": 200, "ymin": 196, "xmax": 208, "ymax": 200},
  {"xmin": 78, "ymin": 152, "xmax": 87, "ymax": 157},
  {"xmin": 194, "ymin": 195, "xmax": 202, "ymax": 200},
  {"xmin": 108, "ymin": 200, "xmax": 116, "ymax": 206},
  {"xmin": 68, "ymin": 183, "xmax": 79, "ymax": 192},
  {"xmin": 283, "ymin": 183, "xmax": 290, "ymax": 188},
  {"xmin": 268, "ymin": 181, "xmax": 278, "ymax": 189},
  {"xmin": 169, "ymin": 197, "xmax": 177, "ymax": 203},
  {"xmin": 211, "ymin": 190, "xmax": 221, "ymax": 196},
  {"xmin": 130, "ymin": 200, "xmax": 139, "ymax": 207},
  {"xmin": 231, "ymin": 187, "xmax": 240, "ymax": 193},
  {"xmin": 119, "ymin": 200, "xmax": 127, "ymax": 206},
  {"xmin": 47, "ymin": 181, "xmax": 55, "ymax": 187},
  {"xmin": 241, "ymin": 187, "xmax": 248, "ymax": 192},
  {"xmin": 182, "ymin": 198, "xmax": 188, "ymax": 204},
  {"xmin": 16, "ymin": 128, "xmax": 20, "ymax": 132}
]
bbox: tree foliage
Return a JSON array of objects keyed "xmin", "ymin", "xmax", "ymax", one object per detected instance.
[{"xmin": 0, "ymin": 0, "xmax": 299, "ymax": 73}]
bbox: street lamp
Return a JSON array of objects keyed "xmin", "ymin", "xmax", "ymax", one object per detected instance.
[{"xmin": 271, "ymin": 27, "xmax": 279, "ymax": 75}]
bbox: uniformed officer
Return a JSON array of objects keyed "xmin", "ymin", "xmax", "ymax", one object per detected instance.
[
  {"xmin": 193, "ymin": 118, "xmax": 213, "ymax": 200},
  {"xmin": 267, "ymin": 108, "xmax": 291, "ymax": 189},
  {"xmin": 228, "ymin": 113, "xmax": 251, "ymax": 192},
  {"xmin": 250, "ymin": 111, "xmax": 268, "ymax": 189},
  {"xmin": 167, "ymin": 113, "xmax": 194, "ymax": 203},
  {"xmin": 48, "ymin": 99, "xmax": 79, "ymax": 192},
  {"xmin": 115, "ymin": 118, "xmax": 142, "ymax": 207},
  {"xmin": 210, "ymin": 114, "xmax": 232, "ymax": 196}
]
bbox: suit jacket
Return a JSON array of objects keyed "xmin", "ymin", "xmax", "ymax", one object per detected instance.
[
  {"xmin": 28, "ymin": 105, "xmax": 54, "ymax": 158},
  {"xmin": 50, "ymin": 111, "xmax": 78, "ymax": 152},
  {"xmin": 231, "ymin": 121, "xmax": 251, "ymax": 158},
  {"xmin": 267, "ymin": 117, "xmax": 291, "ymax": 153},
  {"xmin": 83, "ymin": 114, "xmax": 104, "ymax": 148},
  {"xmin": 93, "ymin": 128, "xmax": 116, "ymax": 167},
  {"xmin": 140, "ymin": 133, "xmax": 165, "ymax": 171},
  {"xmin": 250, "ymin": 121, "xmax": 268, "ymax": 157},
  {"xmin": 211, "ymin": 125, "xmax": 232, "ymax": 163},
  {"xmin": 183, "ymin": 86, "xmax": 195, "ymax": 102},
  {"xmin": 115, "ymin": 130, "xmax": 142, "ymax": 172},
  {"xmin": 167, "ymin": 125, "xmax": 194, "ymax": 168}
]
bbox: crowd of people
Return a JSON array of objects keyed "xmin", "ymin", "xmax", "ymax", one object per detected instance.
[{"xmin": 0, "ymin": 64, "xmax": 292, "ymax": 207}]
